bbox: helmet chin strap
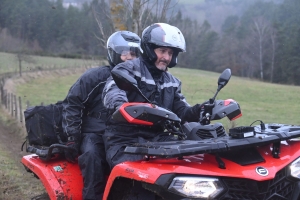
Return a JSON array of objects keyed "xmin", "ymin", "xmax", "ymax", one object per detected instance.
[{"xmin": 167, "ymin": 50, "xmax": 179, "ymax": 68}]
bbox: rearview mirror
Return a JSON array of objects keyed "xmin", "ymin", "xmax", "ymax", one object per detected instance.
[
  {"xmin": 211, "ymin": 68, "xmax": 232, "ymax": 101},
  {"xmin": 111, "ymin": 70, "xmax": 138, "ymax": 92},
  {"xmin": 218, "ymin": 68, "xmax": 231, "ymax": 90},
  {"xmin": 111, "ymin": 70, "xmax": 151, "ymax": 103}
]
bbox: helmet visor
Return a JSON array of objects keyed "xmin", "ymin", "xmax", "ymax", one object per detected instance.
[{"xmin": 113, "ymin": 42, "xmax": 142, "ymax": 55}]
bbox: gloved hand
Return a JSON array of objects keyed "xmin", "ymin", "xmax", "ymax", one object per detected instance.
[
  {"xmin": 64, "ymin": 136, "xmax": 80, "ymax": 163},
  {"xmin": 190, "ymin": 100, "xmax": 212, "ymax": 115},
  {"xmin": 190, "ymin": 103, "xmax": 203, "ymax": 117},
  {"xmin": 183, "ymin": 100, "xmax": 210, "ymax": 122}
]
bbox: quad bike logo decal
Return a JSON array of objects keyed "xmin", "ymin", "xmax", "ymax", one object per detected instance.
[
  {"xmin": 256, "ymin": 166, "xmax": 268, "ymax": 176},
  {"xmin": 137, "ymin": 171, "xmax": 149, "ymax": 179},
  {"xmin": 53, "ymin": 166, "xmax": 63, "ymax": 172},
  {"xmin": 125, "ymin": 168, "xmax": 134, "ymax": 173}
]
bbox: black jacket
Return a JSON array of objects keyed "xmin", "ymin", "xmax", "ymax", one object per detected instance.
[
  {"xmin": 62, "ymin": 66, "xmax": 112, "ymax": 138},
  {"xmin": 102, "ymin": 58, "xmax": 198, "ymax": 125}
]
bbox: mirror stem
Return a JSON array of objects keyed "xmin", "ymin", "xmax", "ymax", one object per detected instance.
[{"xmin": 212, "ymin": 89, "xmax": 220, "ymax": 102}]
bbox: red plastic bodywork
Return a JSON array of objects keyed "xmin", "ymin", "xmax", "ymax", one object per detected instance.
[
  {"xmin": 224, "ymin": 99, "xmax": 242, "ymax": 120},
  {"xmin": 21, "ymin": 155, "xmax": 83, "ymax": 200},
  {"xmin": 22, "ymin": 140, "xmax": 300, "ymax": 200},
  {"xmin": 119, "ymin": 102, "xmax": 154, "ymax": 125}
]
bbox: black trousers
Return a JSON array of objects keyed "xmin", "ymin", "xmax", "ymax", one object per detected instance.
[
  {"xmin": 78, "ymin": 133, "xmax": 109, "ymax": 200},
  {"xmin": 103, "ymin": 125, "xmax": 178, "ymax": 169}
]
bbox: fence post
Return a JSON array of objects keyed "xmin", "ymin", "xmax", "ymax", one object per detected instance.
[
  {"xmin": 0, "ymin": 84, "xmax": 3, "ymax": 105},
  {"xmin": 14, "ymin": 94, "xmax": 17, "ymax": 119},
  {"xmin": 7, "ymin": 92, "xmax": 10, "ymax": 111},
  {"xmin": 4, "ymin": 90, "xmax": 7, "ymax": 109},
  {"xmin": 11, "ymin": 93, "xmax": 13, "ymax": 117},
  {"xmin": 19, "ymin": 96, "xmax": 23, "ymax": 123}
]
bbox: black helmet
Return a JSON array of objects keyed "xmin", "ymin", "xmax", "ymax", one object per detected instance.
[
  {"xmin": 107, "ymin": 31, "xmax": 142, "ymax": 66},
  {"xmin": 141, "ymin": 23, "xmax": 186, "ymax": 68}
]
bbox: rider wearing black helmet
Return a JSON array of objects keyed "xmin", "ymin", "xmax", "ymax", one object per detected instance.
[
  {"xmin": 62, "ymin": 31, "xmax": 141, "ymax": 200},
  {"xmin": 102, "ymin": 23, "xmax": 207, "ymax": 169},
  {"xmin": 107, "ymin": 31, "xmax": 141, "ymax": 66}
]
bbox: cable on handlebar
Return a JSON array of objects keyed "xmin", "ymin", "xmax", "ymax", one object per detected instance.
[{"xmin": 164, "ymin": 120, "xmax": 186, "ymax": 140}]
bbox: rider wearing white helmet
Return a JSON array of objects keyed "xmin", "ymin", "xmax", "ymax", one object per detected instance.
[{"xmin": 102, "ymin": 23, "xmax": 208, "ymax": 170}]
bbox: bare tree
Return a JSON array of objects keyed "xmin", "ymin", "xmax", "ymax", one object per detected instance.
[
  {"xmin": 132, "ymin": 0, "xmax": 141, "ymax": 33},
  {"xmin": 109, "ymin": 0, "xmax": 127, "ymax": 31},
  {"xmin": 15, "ymin": 53, "xmax": 35, "ymax": 77},
  {"xmin": 252, "ymin": 17, "xmax": 270, "ymax": 80},
  {"xmin": 126, "ymin": 0, "xmax": 178, "ymax": 35},
  {"xmin": 91, "ymin": 0, "xmax": 115, "ymax": 48},
  {"xmin": 270, "ymin": 27, "xmax": 277, "ymax": 82},
  {"xmin": 92, "ymin": 0, "xmax": 179, "ymax": 48}
]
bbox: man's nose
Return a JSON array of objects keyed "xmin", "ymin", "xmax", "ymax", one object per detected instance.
[{"xmin": 163, "ymin": 52, "xmax": 172, "ymax": 60}]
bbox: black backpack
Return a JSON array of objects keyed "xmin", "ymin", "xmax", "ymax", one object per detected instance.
[{"xmin": 24, "ymin": 101, "xmax": 67, "ymax": 147}]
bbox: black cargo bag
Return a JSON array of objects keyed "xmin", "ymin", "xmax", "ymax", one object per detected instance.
[{"xmin": 24, "ymin": 101, "xmax": 67, "ymax": 146}]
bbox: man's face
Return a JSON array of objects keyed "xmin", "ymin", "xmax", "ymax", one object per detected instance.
[
  {"xmin": 120, "ymin": 50, "xmax": 137, "ymax": 61},
  {"xmin": 154, "ymin": 47, "xmax": 173, "ymax": 71}
]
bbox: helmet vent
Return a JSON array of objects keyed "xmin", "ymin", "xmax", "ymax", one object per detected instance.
[{"xmin": 121, "ymin": 33, "xmax": 140, "ymax": 42}]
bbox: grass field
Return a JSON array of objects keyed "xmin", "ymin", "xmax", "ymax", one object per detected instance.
[
  {"xmin": 0, "ymin": 52, "xmax": 105, "ymax": 74},
  {"xmin": 14, "ymin": 66, "xmax": 300, "ymax": 127},
  {"xmin": 171, "ymin": 68, "xmax": 300, "ymax": 127},
  {"xmin": 16, "ymin": 73, "xmax": 82, "ymax": 106}
]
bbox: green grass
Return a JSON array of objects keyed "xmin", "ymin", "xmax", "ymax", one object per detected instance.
[
  {"xmin": 170, "ymin": 68, "xmax": 300, "ymax": 126},
  {"xmin": 17, "ymin": 73, "xmax": 82, "ymax": 106},
  {"xmin": 0, "ymin": 52, "xmax": 104, "ymax": 74},
  {"xmin": 15, "ymin": 66, "xmax": 300, "ymax": 127}
]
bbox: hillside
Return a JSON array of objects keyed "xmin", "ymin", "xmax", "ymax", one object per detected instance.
[
  {"xmin": 8, "ymin": 66, "xmax": 300, "ymax": 127},
  {"xmin": 0, "ymin": 61, "xmax": 299, "ymax": 199},
  {"xmin": 176, "ymin": 0, "xmax": 284, "ymax": 32}
]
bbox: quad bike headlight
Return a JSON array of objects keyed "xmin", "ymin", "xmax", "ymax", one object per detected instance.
[
  {"xmin": 168, "ymin": 176, "xmax": 224, "ymax": 199},
  {"xmin": 290, "ymin": 157, "xmax": 300, "ymax": 179}
]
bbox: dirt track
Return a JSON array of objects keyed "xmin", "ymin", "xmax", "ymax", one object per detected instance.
[
  {"xmin": 0, "ymin": 114, "xmax": 50, "ymax": 200},
  {"xmin": 0, "ymin": 67, "xmax": 90, "ymax": 199},
  {"xmin": 0, "ymin": 69, "xmax": 84, "ymax": 200}
]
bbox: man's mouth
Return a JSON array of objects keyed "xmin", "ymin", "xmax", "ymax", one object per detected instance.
[{"xmin": 159, "ymin": 60, "xmax": 168, "ymax": 65}]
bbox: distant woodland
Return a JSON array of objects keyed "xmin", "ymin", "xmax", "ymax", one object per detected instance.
[{"xmin": 0, "ymin": 0, "xmax": 299, "ymax": 85}]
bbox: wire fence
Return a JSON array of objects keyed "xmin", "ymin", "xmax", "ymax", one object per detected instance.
[
  {"xmin": 0, "ymin": 65, "xmax": 92, "ymax": 133},
  {"xmin": 1, "ymin": 86, "xmax": 26, "ymax": 125}
]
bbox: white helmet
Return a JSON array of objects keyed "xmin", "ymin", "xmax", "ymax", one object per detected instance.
[{"xmin": 141, "ymin": 23, "xmax": 186, "ymax": 68}]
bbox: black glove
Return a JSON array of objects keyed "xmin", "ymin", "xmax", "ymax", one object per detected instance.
[
  {"xmin": 64, "ymin": 136, "xmax": 80, "ymax": 163},
  {"xmin": 189, "ymin": 100, "xmax": 210, "ymax": 115},
  {"xmin": 182, "ymin": 102, "xmax": 206, "ymax": 122},
  {"xmin": 182, "ymin": 100, "xmax": 215, "ymax": 123},
  {"xmin": 190, "ymin": 103, "xmax": 202, "ymax": 117}
]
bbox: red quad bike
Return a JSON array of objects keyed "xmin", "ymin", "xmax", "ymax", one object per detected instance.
[{"xmin": 22, "ymin": 69, "xmax": 300, "ymax": 200}]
